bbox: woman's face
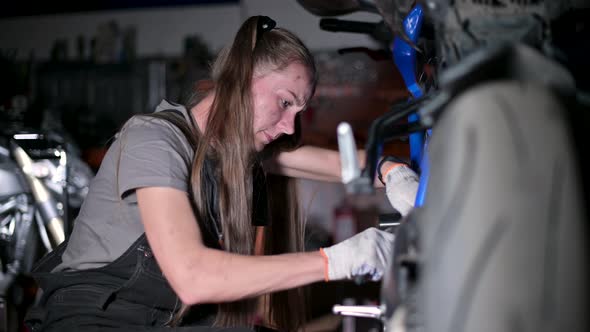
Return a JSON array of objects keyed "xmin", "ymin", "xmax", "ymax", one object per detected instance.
[{"xmin": 251, "ymin": 62, "xmax": 312, "ymax": 151}]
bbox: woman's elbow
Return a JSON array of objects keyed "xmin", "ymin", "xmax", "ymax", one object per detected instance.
[
  {"xmin": 164, "ymin": 255, "xmax": 213, "ymax": 305},
  {"xmin": 175, "ymin": 286, "xmax": 203, "ymax": 305}
]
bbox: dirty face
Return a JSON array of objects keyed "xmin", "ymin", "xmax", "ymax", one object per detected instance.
[{"xmin": 251, "ymin": 62, "xmax": 313, "ymax": 151}]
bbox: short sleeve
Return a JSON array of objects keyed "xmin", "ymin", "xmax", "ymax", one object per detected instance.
[{"xmin": 116, "ymin": 116, "xmax": 194, "ymax": 199}]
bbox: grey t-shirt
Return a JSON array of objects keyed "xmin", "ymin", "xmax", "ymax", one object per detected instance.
[{"xmin": 54, "ymin": 100, "xmax": 195, "ymax": 271}]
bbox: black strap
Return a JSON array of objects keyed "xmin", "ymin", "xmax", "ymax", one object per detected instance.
[
  {"xmin": 158, "ymin": 108, "xmax": 270, "ymax": 236},
  {"xmin": 156, "ymin": 109, "xmax": 224, "ymax": 246},
  {"xmin": 251, "ymin": 162, "xmax": 269, "ymax": 227}
]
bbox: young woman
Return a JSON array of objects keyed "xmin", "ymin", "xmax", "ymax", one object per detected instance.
[{"xmin": 27, "ymin": 16, "xmax": 410, "ymax": 332}]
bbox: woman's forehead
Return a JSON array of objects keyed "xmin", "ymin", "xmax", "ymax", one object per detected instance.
[
  {"xmin": 254, "ymin": 63, "xmax": 312, "ymax": 97},
  {"xmin": 254, "ymin": 61, "xmax": 312, "ymax": 80}
]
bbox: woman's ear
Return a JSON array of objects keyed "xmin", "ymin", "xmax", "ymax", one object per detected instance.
[{"xmin": 194, "ymin": 79, "xmax": 214, "ymax": 93}]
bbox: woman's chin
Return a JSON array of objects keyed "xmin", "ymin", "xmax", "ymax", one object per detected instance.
[{"xmin": 254, "ymin": 141, "xmax": 265, "ymax": 152}]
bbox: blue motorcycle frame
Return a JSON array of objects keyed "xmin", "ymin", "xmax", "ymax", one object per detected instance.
[{"xmin": 392, "ymin": 4, "xmax": 429, "ymax": 207}]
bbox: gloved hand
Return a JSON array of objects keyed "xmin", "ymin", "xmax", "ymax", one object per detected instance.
[
  {"xmin": 320, "ymin": 227, "xmax": 394, "ymax": 281},
  {"xmin": 384, "ymin": 164, "xmax": 419, "ymax": 217}
]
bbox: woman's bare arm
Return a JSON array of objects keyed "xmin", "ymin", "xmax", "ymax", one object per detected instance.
[
  {"xmin": 136, "ymin": 187, "xmax": 324, "ymax": 305},
  {"xmin": 268, "ymin": 145, "xmax": 388, "ymax": 187}
]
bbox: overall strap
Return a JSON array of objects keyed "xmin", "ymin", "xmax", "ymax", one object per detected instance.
[{"xmin": 156, "ymin": 109, "xmax": 224, "ymax": 247}]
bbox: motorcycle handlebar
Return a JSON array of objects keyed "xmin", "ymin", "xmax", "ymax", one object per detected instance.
[{"xmin": 319, "ymin": 18, "xmax": 379, "ymax": 34}]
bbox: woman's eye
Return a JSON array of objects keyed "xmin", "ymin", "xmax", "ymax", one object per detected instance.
[{"xmin": 281, "ymin": 100, "xmax": 292, "ymax": 109}]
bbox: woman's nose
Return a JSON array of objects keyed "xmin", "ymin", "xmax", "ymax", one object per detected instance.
[{"xmin": 278, "ymin": 111, "xmax": 296, "ymax": 135}]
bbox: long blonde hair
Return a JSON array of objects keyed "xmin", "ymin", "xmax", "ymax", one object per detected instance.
[{"xmin": 171, "ymin": 16, "xmax": 317, "ymax": 330}]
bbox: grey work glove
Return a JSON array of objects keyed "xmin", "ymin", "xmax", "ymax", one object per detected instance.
[
  {"xmin": 385, "ymin": 164, "xmax": 419, "ymax": 217},
  {"xmin": 320, "ymin": 227, "xmax": 394, "ymax": 281}
]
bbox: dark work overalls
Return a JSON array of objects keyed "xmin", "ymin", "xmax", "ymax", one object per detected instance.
[
  {"xmin": 26, "ymin": 234, "xmax": 221, "ymax": 331},
  {"xmin": 24, "ymin": 109, "xmax": 269, "ymax": 332}
]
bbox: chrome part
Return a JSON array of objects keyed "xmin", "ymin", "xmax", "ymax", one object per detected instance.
[
  {"xmin": 337, "ymin": 122, "xmax": 361, "ymax": 184},
  {"xmin": 35, "ymin": 211, "xmax": 53, "ymax": 253},
  {"xmin": 47, "ymin": 217, "xmax": 65, "ymax": 246},
  {"xmin": 11, "ymin": 144, "xmax": 65, "ymax": 248},
  {"xmin": 333, "ymin": 304, "xmax": 384, "ymax": 319}
]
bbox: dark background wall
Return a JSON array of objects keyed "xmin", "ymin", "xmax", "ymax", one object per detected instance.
[
  {"xmin": 0, "ymin": 0, "xmax": 409, "ymax": 235},
  {"xmin": 0, "ymin": 0, "xmax": 238, "ymax": 18}
]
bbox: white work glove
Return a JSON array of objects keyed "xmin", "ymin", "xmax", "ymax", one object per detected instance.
[
  {"xmin": 320, "ymin": 227, "xmax": 394, "ymax": 281},
  {"xmin": 385, "ymin": 165, "xmax": 419, "ymax": 217}
]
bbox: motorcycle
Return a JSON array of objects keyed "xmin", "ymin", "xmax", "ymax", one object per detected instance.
[
  {"xmin": 298, "ymin": 0, "xmax": 589, "ymax": 331},
  {"xmin": 1, "ymin": 120, "xmax": 93, "ymax": 331}
]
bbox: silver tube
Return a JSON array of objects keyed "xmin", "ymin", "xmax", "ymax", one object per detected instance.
[
  {"xmin": 337, "ymin": 122, "xmax": 361, "ymax": 184},
  {"xmin": 332, "ymin": 305, "xmax": 383, "ymax": 319},
  {"xmin": 12, "ymin": 143, "xmax": 65, "ymax": 248}
]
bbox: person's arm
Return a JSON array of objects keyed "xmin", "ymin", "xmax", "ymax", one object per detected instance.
[
  {"xmin": 136, "ymin": 186, "xmax": 325, "ymax": 305},
  {"xmin": 265, "ymin": 146, "xmax": 343, "ymax": 182},
  {"xmin": 267, "ymin": 145, "xmax": 395, "ymax": 187}
]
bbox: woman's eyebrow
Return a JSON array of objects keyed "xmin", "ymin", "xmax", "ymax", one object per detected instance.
[{"xmin": 287, "ymin": 90, "xmax": 305, "ymax": 106}]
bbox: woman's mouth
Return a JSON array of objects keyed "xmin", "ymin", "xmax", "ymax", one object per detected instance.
[{"xmin": 263, "ymin": 132, "xmax": 273, "ymax": 144}]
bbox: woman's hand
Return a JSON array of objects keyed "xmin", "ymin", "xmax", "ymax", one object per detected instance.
[
  {"xmin": 383, "ymin": 164, "xmax": 419, "ymax": 216},
  {"xmin": 320, "ymin": 227, "xmax": 394, "ymax": 281}
]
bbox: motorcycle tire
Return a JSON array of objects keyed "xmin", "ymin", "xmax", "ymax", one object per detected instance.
[{"xmin": 417, "ymin": 81, "xmax": 588, "ymax": 332}]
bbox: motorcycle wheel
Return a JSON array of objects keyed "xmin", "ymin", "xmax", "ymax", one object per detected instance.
[{"xmin": 417, "ymin": 81, "xmax": 588, "ymax": 332}]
